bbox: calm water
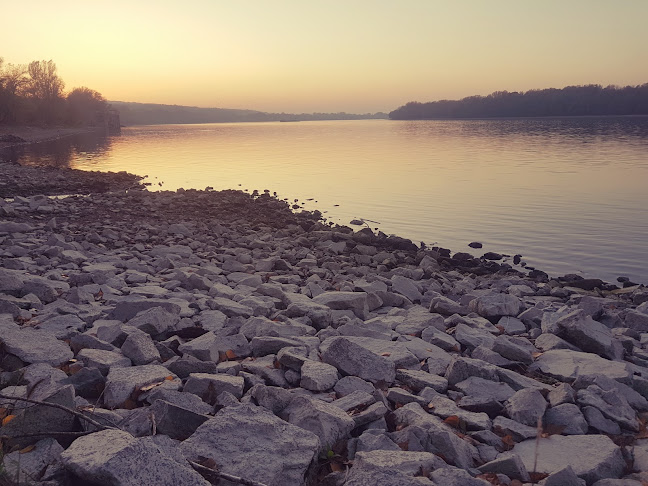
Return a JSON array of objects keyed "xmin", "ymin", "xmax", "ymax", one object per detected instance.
[{"xmin": 5, "ymin": 117, "xmax": 648, "ymax": 284}]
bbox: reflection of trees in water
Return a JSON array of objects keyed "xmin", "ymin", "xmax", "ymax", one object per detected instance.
[
  {"xmin": 0, "ymin": 131, "xmax": 114, "ymax": 168},
  {"xmin": 397, "ymin": 116, "xmax": 648, "ymax": 142}
]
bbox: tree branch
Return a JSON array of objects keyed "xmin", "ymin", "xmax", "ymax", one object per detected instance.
[
  {"xmin": 189, "ymin": 461, "xmax": 269, "ymax": 486},
  {"xmin": 0, "ymin": 393, "xmax": 116, "ymax": 432}
]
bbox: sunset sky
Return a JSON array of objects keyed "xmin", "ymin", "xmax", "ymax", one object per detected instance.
[{"xmin": 2, "ymin": 0, "xmax": 647, "ymax": 113}]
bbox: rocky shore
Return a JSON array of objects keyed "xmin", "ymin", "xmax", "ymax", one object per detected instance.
[{"xmin": 1, "ymin": 165, "xmax": 648, "ymax": 485}]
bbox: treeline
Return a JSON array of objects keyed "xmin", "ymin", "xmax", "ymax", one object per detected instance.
[
  {"xmin": 111, "ymin": 101, "xmax": 388, "ymax": 126},
  {"xmin": 389, "ymin": 84, "xmax": 648, "ymax": 120},
  {"xmin": 0, "ymin": 58, "xmax": 109, "ymax": 126}
]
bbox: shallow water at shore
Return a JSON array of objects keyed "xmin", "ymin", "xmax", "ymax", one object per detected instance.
[{"xmin": 4, "ymin": 117, "xmax": 648, "ymax": 283}]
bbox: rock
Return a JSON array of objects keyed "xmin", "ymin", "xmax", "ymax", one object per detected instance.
[
  {"xmin": 108, "ymin": 298, "xmax": 182, "ymax": 322},
  {"xmin": 512, "ymin": 435, "xmax": 625, "ymax": 484},
  {"xmin": 334, "ymin": 376, "xmax": 375, "ymax": 397},
  {"xmin": 181, "ymin": 404, "xmax": 320, "ymax": 486},
  {"xmin": 497, "ymin": 316, "xmax": 527, "ymax": 335},
  {"xmin": 126, "ymin": 306, "xmax": 180, "ymax": 336},
  {"xmin": 492, "ymin": 335, "xmax": 535, "ymax": 364},
  {"xmin": 469, "ymin": 242, "xmax": 483, "ymax": 249},
  {"xmin": 396, "ymin": 369, "xmax": 448, "ymax": 393},
  {"xmin": 505, "ymin": 388, "xmax": 547, "ymax": 426},
  {"xmin": 544, "ymin": 403, "xmax": 589, "ymax": 435},
  {"xmin": 624, "ymin": 310, "xmax": 648, "ymax": 331},
  {"xmin": 392, "ymin": 402, "xmax": 479, "ymax": 469},
  {"xmin": 0, "ymin": 326, "xmax": 73, "ymax": 366},
  {"xmin": 469, "ymin": 293, "xmax": 524, "ymax": 318},
  {"xmin": 478, "ymin": 453, "xmax": 530, "ymax": 481},
  {"xmin": 300, "ymin": 360, "xmax": 339, "ymax": 391},
  {"xmin": 349, "ymin": 449, "xmax": 445, "ymax": 477},
  {"xmin": 321, "ymin": 336, "xmax": 396, "ymax": 384},
  {"xmin": 1, "ymin": 438, "xmax": 64, "ymax": 483},
  {"xmin": 61, "ymin": 429, "xmax": 209, "ymax": 485},
  {"xmin": 529, "ymin": 349, "xmax": 632, "ymax": 384},
  {"xmin": 104, "ymin": 365, "xmax": 178, "ymax": 408},
  {"xmin": 77, "ymin": 348, "xmax": 132, "ymax": 375},
  {"xmin": 583, "ymin": 406, "xmax": 622, "ymax": 435},
  {"xmin": 454, "ymin": 376, "xmax": 516, "ymax": 402},
  {"xmin": 285, "ymin": 395, "xmax": 355, "ymax": 449},
  {"xmin": 492, "ymin": 416, "xmax": 538, "ymax": 441},
  {"xmin": 391, "ymin": 275, "xmax": 423, "ymax": 303},
  {"xmin": 121, "ymin": 331, "xmax": 161, "ymax": 365},
  {"xmin": 184, "ymin": 373, "xmax": 245, "ymax": 403},
  {"xmin": 540, "ymin": 465, "xmax": 586, "ymax": 486},
  {"xmin": 313, "ymin": 291, "xmax": 369, "ymax": 319},
  {"xmin": 430, "ymin": 468, "xmax": 491, "ymax": 485},
  {"xmin": 555, "ymin": 309, "xmax": 621, "ymax": 360},
  {"xmin": 576, "ymin": 385, "xmax": 639, "ymax": 431},
  {"xmin": 1, "ymin": 384, "xmax": 77, "ymax": 447}
]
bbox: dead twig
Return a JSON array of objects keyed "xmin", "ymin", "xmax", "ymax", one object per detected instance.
[
  {"xmin": 0, "ymin": 393, "xmax": 116, "ymax": 432},
  {"xmin": 189, "ymin": 460, "xmax": 269, "ymax": 486}
]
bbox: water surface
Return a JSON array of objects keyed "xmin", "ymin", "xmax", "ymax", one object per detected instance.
[{"xmin": 6, "ymin": 117, "xmax": 648, "ymax": 284}]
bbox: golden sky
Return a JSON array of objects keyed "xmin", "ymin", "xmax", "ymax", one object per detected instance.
[{"xmin": 2, "ymin": 0, "xmax": 647, "ymax": 113}]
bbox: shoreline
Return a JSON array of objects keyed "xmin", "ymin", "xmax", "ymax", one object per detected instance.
[
  {"xmin": 0, "ymin": 125, "xmax": 103, "ymax": 150},
  {"xmin": 1, "ymin": 165, "xmax": 648, "ymax": 484}
]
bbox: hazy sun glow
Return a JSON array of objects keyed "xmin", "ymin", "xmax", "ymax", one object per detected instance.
[{"xmin": 2, "ymin": 0, "xmax": 647, "ymax": 113}]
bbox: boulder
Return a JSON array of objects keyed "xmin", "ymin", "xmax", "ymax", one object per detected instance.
[
  {"xmin": 61, "ymin": 429, "xmax": 208, "ymax": 485},
  {"xmin": 181, "ymin": 404, "xmax": 320, "ymax": 486},
  {"xmin": 512, "ymin": 435, "xmax": 624, "ymax": 485},
  {"xmin": 104, "ymin": 365, "xmax": 178, "ymax": 408},
  {"xmin": 320, "ymin": 336, "xmax": 396, "ymax": 384}
]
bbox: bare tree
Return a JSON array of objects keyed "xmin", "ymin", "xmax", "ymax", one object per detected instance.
[{"xmin": 26, "ymin": 60, "xmax": 65, "ymax": 101}]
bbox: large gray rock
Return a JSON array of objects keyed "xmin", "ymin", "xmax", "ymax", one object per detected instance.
[
  {"xmin": 1, "ymin": 437, "xmax": 63, "ymax": 483},
  {"xmin": 391, "ymin": 402, "xmax": 479, "ymax": 469},
  {"xmin": 181, "ymin": 404, "xmax": 320, "ymax": 486},
  {"xmin": 529, "ymin": 349, "xmax": 632, "ymax": 384},
  {"xmin": 511, "ymin": 435, "xmax": 625, "ymax": 484},
  {"xmin": 347, "ymin": 450, "xmax": 444, "ymax": 481},
  {"xmin": 1, "ymin": 384, "xmax": 77, "ymax": 447},
  {"xmin": 108, "ymin": 298, "xmax": 181, "ymax": 322},
  {"xmin": 313, "ymin": 291, "xmax": 369, "ymax": 319},
  {"xmin": 0, "ymin": 326, "xmax": 73, "ymax": 366},
  {"xmin": 299, "ymin": 360, "xmax": 339, "ymax": 391},
  {"xmin": 624, "ymin": 310, "xmax": 648, "ymax": 332},
  {"xmin": 478, "ymin": 453, "xmax": 530, "ymax": 482},
  {"xmin": 320, "ymin": 336, "xmax": 396, "ymax": 384},
  {"xmin": 576, "ymin": 385, "xmax": 639, "ymax": 431},
  {"xmin": 77, "ymin": 348, "xmax": 132, "ymax": 375},
  {"xmin": 126, "ymin": 306, "xmax": 180, "ymax": 335},
  {"xmin": 285, "ymin": 395, "xmax": 355, "ymax": 449},
  {"xmin": 61, "ymin": 429, "xmax": 209, "ymax": 485},
  {"xmin": 469, "ymin": 293, "xmax": 524, "ymax": 318},
  {"xmin": 544, "ymin": 403, "xmax": 589, "ymax": 435},
  {"xmin": 505, "ymin": 388, "xmax": 547, "ymax": 427},
  {"xmin": 121, "ymin": 331, "xmax": 161, "ymax": 365},
  {"xmin": 104, "ymin": 365, "xmax": 178, "ymax": 408},
  {"xmin": 555, "ymin": 309, "xmax": 621, "ymax": 360},
  {"xmin": 454, "ymin": 376, "xmax": 516, "ymax": 402},
  {"xmin": 183, "ymin": 372, "xmax": 245, "ymax": 403}
]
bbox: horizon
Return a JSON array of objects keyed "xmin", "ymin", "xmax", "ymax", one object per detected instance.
[{"xmin": 2, "ymin": 1, "xmax": 648, "ymax": 113}]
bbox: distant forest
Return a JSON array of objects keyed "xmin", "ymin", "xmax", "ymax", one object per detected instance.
[
  {"xmin": 111, "ymin": 101, "xmax": 387, "ymax": 126},
  {"xmin": 0, "ymin": 58, "xmax": 108, "ymax": 126},
  {"xmin": 389, "ymin": 84, "xmax": 648, "ymax": 120}
]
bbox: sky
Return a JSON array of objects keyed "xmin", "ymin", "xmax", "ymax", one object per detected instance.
[{"xmin": 2, "ymin": 0, "xmax": 647, "ymax": 113}]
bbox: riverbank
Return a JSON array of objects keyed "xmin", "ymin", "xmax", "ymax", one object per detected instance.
[
  {"xmin": 1, "ymin": 168, "xmax": 648, "ymax": 485},
  {"xmin": 0, "ymin": 125, "xmax": 103, "ymax": 150}
]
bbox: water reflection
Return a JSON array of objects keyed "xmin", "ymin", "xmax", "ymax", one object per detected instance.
[
  {"xmin": 0, "ymin": 131, "xmax": 114, "ymax": 168},
  {"xmin": 1, "ymin": 118, "xmax": 647, "ymax": 283}
]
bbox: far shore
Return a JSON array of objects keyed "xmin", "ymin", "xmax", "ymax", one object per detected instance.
[{"xmin": 0, "ymin": 125, "xmax": 103, "ymax": 149}]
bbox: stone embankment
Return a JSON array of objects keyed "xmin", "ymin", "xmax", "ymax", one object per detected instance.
[{"xmin": 1, "ymin": 180, "xmax": 648, "ymax": 485}]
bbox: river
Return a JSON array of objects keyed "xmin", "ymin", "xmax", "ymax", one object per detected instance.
[{"xmin": 5, "ymin": 117, "xmax": 648, "ymax": 284}]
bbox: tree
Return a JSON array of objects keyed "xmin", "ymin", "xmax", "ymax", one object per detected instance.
[
  {"xmin": 66, "ymin": 87, "xmax": 107, "ymax": 125},
  {"xmin": 25, "ymin": 60, "xmax": 65, "ymax": 124},
  {"xmin": 0, "ymin": 59, "xmax": 29, "ymax": 123}
]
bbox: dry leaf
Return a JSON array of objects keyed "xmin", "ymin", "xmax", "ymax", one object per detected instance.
[
  {"xmin": 225, "ymin": 349, "xmax": 237, "ymax": 360},
  {"xmin": 165, "ymin": 375, "xmax": 174, "ymax": 381},
  {"xmin": 532, "ymin": 352, "xmax": 544, "ymax": 359},
  {"xmin": 443, "ymin": 415, "xmax": 462, "ymax": 428},
  {"xmin": 329, "ymin": 461, "xmax": 344, "ymax": 473},
  {"xmin": 501, "ymin": 434, "xmax": 515, "ymax": 449},
  {"xmin": 19, "ymin": 445, "xmax": 35, "ymax": 454},
  {"xmin": 427, "ymin": 402, "xmax": 435, "ymax": 409},
  {"xmin": 139, "ymin": 381, "xmax": 164, "ymax": 392},
  {"xmin": 2, "ymin": 414, "xmax": 16, "ymax": 426},
  {"xmin": 380, "ymin": 352, "xmax": 391, "ymax": 357}
]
